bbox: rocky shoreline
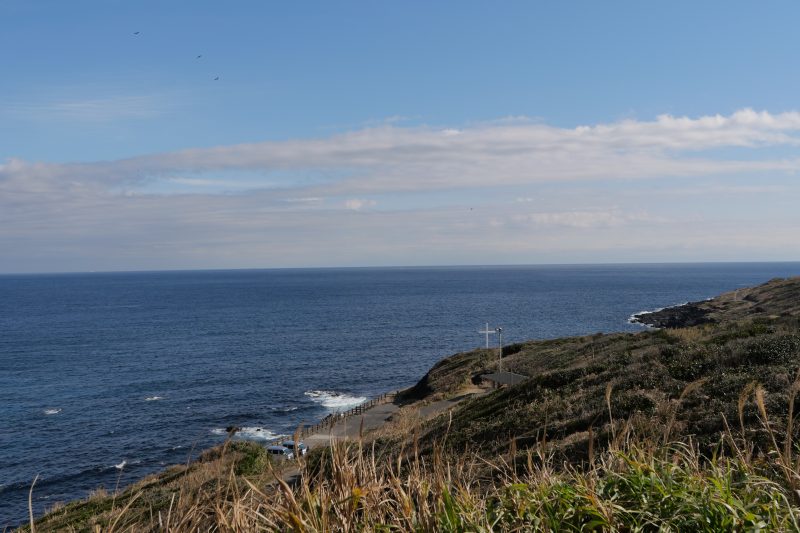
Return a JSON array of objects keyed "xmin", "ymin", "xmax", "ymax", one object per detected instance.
[{"xmin": 630, "ymin": 300, "xmax": 713, "ymax": 328}]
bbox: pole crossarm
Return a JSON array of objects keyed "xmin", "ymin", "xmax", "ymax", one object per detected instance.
[{"xmin": 478, "ymin": 322, "xmax": 495, "ymax": 349}]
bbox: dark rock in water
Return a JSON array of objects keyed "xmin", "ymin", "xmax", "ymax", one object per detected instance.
[{"xmin": 632, "ymin": 302, "xmax": 713, "ymax": 328}]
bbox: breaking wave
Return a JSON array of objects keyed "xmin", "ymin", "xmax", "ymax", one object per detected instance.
[
  {"xmin": 210, "ymin": 426, "xmax": 285, "ymax": 441},
  {"xmin": 304, "ymin": 390, "xmax": 366, "ymax": 410}
]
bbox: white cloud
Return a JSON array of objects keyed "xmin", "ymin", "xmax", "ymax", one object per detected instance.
[
  {"xmin": 2, "ymin": 109, "xmax": 800, "ymax": 271},
  {"xmin": 7, "ymin": 111, "xmax": 800, "ymax": 200},
  {"xmin": 512, "ymin": 209, "xmax": 664, "ymax": 229},
  {"xmin": 344, "ymin": 198, "xmax": 376, "ymax": 210},
  {"xmin": 284, "ymin": 197, "xmax": 323, "ymax": 203},
  {"xmin": 4, "ymin": 108, "xmax": 800, "ymax": 200},
  {"xmin": 167, "ymin": 177, "xmax": 257, "ymax": 189},
  {"xmin": 654, "ymin": 184, "xmax": 790, "ymax": 196}
]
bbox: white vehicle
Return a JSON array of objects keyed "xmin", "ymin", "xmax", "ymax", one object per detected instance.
[
  {"xmin": 281, "ymin": 440, "xmax": 308, "ymax": 456},
  {"xmin": 266, "ymin": 445, "xmax": 294, "ymax": 460}
]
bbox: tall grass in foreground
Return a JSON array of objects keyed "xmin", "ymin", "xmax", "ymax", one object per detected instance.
[
  {"xmin": 33, "ymin": 436, "xmax": 800, "ymax": 532},
  {"xmin": 29, "ymin": 376, "xmax": 800, "ymax": 532}
]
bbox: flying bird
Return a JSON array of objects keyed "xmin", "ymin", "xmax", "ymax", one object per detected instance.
[
  {"xmin": 196, "ymin": 55, "xmax": 202, "ymax": 59},
  {"xmin": 213, "ymin": 76, "xmax": 220, "ymax": 80},
  {"xmin": 133, "ymin": 31, "xmax": 140, "ymax": 35}
]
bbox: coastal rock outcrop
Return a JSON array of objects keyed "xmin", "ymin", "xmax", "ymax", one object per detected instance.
[{"xmin": 631, "ymin": 302, "xmax": 712, "ymax": 328}]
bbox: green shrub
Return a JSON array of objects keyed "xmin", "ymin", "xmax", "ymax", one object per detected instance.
[
  {"xmin": 745, "ymin": 335, "xmax": 800, "ymax": 365},
  {"xmin": 230, "ymin": 441, "xmax": 272, "ymax": 476},
  {"xmin": 660, "ymin": 344, "xmax": 717, "ymax": 380}
]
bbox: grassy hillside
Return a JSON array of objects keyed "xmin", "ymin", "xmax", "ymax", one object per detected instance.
[
  {"xmin": 25, "ymin": 441, "xmax": 278, "ymax": 532},
  {"xmin": 632, "ymin": 276, "xmax": 800, "ymax": 327},
  {"xmin": 394, "ymin": 277, "xmax": 800, "ymax": 463}
]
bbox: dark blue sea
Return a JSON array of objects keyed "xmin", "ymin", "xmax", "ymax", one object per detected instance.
[{"xmin": 2, "ymin": 263, "xmax": 799, "ymax": 526}]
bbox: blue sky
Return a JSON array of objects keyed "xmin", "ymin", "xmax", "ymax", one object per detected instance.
[{"xmin": 2, "ymin": 1, "xmax": 800, "ymax": 272}]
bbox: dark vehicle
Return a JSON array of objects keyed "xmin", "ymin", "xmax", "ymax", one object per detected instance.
[{"xmin": 266, "ymin": 445, "xmax": 294, "ymax": 460}]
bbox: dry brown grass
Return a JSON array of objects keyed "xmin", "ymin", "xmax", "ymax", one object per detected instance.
[
  {"xmin": 368, "ymin": 405, "xmax": 424, "ymax": 442},
  {"xmin": 27, "ymin": 377, "xmax": 800, "ymax": 532},
  {"xmin": 665, "ymin": 326, "xmax": 709, "ymax": 343}
]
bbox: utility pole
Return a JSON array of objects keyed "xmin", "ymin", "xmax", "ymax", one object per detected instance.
[
  {"xmin": 496, "ymin": 326, "xmax": 503, "ymax": 372},
  {"xmin": 478, "ymin": 323, "xmax": 495, "ymax": 349}
]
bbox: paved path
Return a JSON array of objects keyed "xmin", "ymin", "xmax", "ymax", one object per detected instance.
[
  {"xmin": 418, "ymin": 397, "xmax": 465, "ymax": 419},
  {"xmin": 303, "ymin": 401, "xmax": 401, "ymax": 449}
]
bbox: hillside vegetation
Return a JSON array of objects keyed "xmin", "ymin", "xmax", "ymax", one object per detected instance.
[
  {"xmin": 394, "ymin": 277, "xmax": 800, "ymax": 462},
  {"xmin": 26, "ymin": 276, "xmax": 800, "ymax": 531}
]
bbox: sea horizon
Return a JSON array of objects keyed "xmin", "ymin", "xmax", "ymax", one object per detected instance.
[{"xmin": 3, "ymin": 259, "xmax": 800, "ymax": 277}]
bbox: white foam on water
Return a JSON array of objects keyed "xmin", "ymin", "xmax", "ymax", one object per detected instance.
[
  {"xmin": 144, "ymin": 396, "xmax": 164, "ymax": 401},
  {"xmin": 269, "ymin": 406, "xmax": 300, "ymax": 412},
  {"xmin": 237, "ymin": 427, "xmax": 285, "ymax": 441},
  {"xmin": 628, "ymin": 302, "xmax": 690, "ymax": 326},
  {"xmin": 210, "ymin": 426, "xmax": 285, "ymax": 441},
  {"xmin": 628, "ymin": 306, "xmax": 666, "ymax": 324},
  {"xmin": 43, "ymin": 408, "xmax": 62, "ymax": 415},
  {"xmin": 304, "ymin": 390, "xmax": 367, "ymax": 410},
  {"xmin": 628, "ymin": 312, "xmax": 655, "ymax": 326}
]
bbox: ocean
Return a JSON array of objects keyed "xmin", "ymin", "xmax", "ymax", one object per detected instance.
[{"xmin": 2, "ymin": 263, "xmax": 799, "ymax": 526}]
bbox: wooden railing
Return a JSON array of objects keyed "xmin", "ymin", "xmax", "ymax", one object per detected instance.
[{"xmin": 269, "ymin": 391, "xmax": 395, "ymax": 445}]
